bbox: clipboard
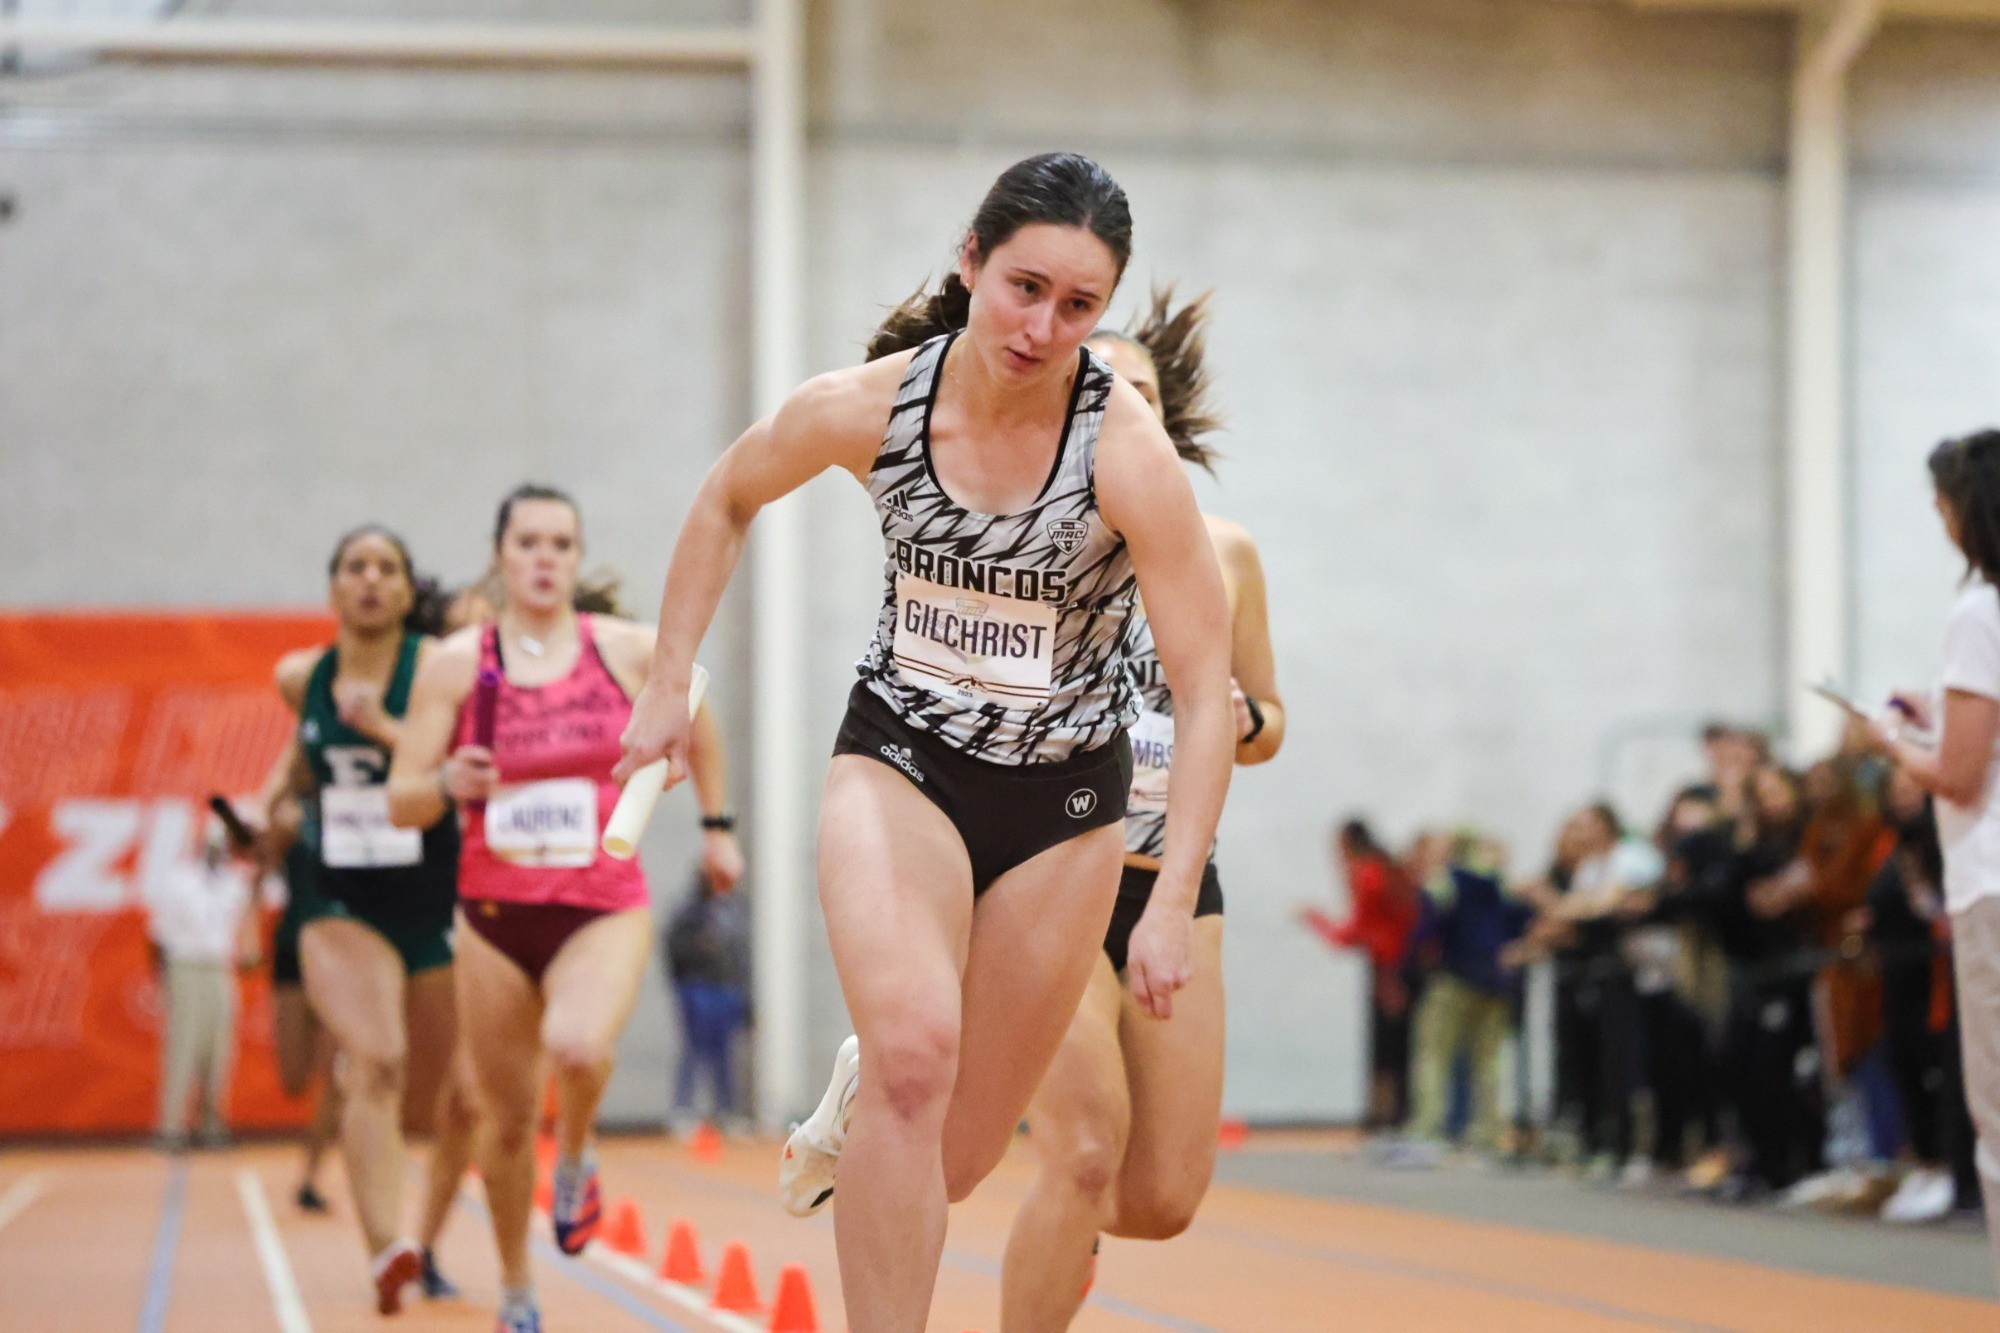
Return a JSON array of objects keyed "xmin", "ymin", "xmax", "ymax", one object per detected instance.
[{"xmin": 1808, "ymin": 679, "xmax": 1874, "ymax": 721}]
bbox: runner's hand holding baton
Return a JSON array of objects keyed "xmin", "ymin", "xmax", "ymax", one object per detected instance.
[{"xmin": 604, "ymin": 664, "xmax": 709, "ymax": 860}]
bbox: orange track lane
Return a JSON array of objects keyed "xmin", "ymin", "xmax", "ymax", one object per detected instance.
[{"xmin": 0, "ymin": 1137, "xmax": 1993, "ymax": 1332}]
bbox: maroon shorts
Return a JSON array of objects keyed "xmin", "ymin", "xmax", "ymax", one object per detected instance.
[{"xmin": 461, "ymin": 899, "xmax": 608, "ymax": 987}]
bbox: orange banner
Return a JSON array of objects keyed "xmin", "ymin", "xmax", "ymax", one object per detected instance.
[{"xmin": 0, "ymin": 612, "xmax": 333, "ymax": 1136}]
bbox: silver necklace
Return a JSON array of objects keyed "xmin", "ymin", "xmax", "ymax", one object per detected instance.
[{"xmin": 516, "ymin": 635, "xmax": 546, "ymax": 658}]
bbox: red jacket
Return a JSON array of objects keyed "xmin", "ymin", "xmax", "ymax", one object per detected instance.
[{"xmin": 1304, "ymin": 855, "xmax": 1419, "ymax": 970}]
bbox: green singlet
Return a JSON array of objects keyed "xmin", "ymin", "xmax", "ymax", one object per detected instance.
[{"xmin": 293, "ymin": 632, "xmax": 459, "ymax": 975}]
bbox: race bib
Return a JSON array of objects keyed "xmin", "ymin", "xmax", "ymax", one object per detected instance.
[
  {"xmin": 1128, "ymin": 708, "xmax": 1175, "ymax": 815},
  {"xmin": 320, "ymin": 786, "xmax": 423, "ymax": 869},
  {"xmin": 891, "ymin": 573, "xmax": 1057, "ymax": 709},
  {"xmin": 484, "ymin": 779, "xmax": 598, "ymax": 869}
]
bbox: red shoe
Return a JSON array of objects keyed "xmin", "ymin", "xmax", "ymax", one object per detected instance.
[{"xmin": 371, "ymin": 1239, "xmax": 422, "ymax": 1315}]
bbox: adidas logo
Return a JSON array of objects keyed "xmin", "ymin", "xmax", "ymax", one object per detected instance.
[
  {"xmin": 884, "ymin": 487, "xmax": 916, "ymax": 523},
  {"xmin": 1065, "ymin": 788, "xmax": 1098, "ymax": 819},
  {"xmin": 879, "ymin": 744, "xmax": 926, "ymax": 784}
]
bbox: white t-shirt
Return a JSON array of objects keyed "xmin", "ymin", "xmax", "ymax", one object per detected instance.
[
  {"xmin": 1937, "ymin": 582, "xmax": 2000, "ymax": 916},
  {"xmin": 143, "ymin": 857, "xmax": 252, "ymax": 964}
]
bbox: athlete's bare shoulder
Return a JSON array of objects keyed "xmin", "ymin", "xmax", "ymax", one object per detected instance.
[
  {"xmin": 1202, "ymin": 513, "xmax": 1259, "ymax": 564},
  {"xmin": 273, "ymin": 647, "xmax": 321, "ymax": 711},
  {"xmin": 587, "ymin": 616, "xmax": 658, "ymax": 672},
  {"xmin": 1095, "ymin": 376, "xmax": 1187, "ymax": 533},
  {"xmin": 774, "ymin": 353, "xmax": 914, "ymax": 481},
  {"xmin": 416, "ymin": 624, "xmax": 482, "ymax": 695}
]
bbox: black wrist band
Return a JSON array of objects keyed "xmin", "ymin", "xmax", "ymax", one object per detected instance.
[
  {"xmin": 701, "ymin": 813, "xmax": 737, "ymax": 832},
  {"xmin": 1241, "ymin": 695, "xmax": 1266, "ymax": 745}
]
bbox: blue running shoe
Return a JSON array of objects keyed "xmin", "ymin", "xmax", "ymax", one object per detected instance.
[
  {"xmin": 551, "ymin": 1150, "xmax": 602, "ymax": 1256},
  {"xmin": 420, "ymin": 1247, "xmax": 459, "ymax": 1300},
  {"xmin": 494, "ymin": 1288, "xmax": 540, "ymax": 1333}
]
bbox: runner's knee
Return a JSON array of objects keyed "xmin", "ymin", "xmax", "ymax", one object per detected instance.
[
  {"xmin": 340, "ymin": 1048, "xmax": 407, "ymax": 1103},
  {"xmin": 1113, "ymin": 1177, "xmax": 1205, "ymax": 1240},
  {"xmin": 542, "ymin": 1022, "xmax": 614, "ymax": 1078},
  {"xmin": 867, "ymin": 1017, "xmax": 959, "ymax": 1127}
]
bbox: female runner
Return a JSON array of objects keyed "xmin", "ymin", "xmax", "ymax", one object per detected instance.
[
  {"xmin": 389, "ymin": 484, "xmax": 739, "ymax": 1333},
  {"xmin": 999, "ymin": 292, "xmax": 1284, "ymax": 1330},
  {"xmin": 271, "ymin": 527, "xmax": 480, "ymax": 1312},
  {"xmin": 615, "ymin": 153, "xmax": 1236, "ymax": 1331}
]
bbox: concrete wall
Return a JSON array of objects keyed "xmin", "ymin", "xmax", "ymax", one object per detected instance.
[
  {"xmin": 4, "ymin": 0, "xmax": 1999, "ymax": 1122},
  {"xmin": 1853, "ymin": 23, "xmax": 2000, "ymax": 701}
]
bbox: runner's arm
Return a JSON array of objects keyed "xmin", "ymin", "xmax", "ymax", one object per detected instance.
[
  {"xmin": 616, "ymin": 361, "xmax": 896, "ymax": 784},
  {"xmin": 1212, "ymin": 518, "xmax": 1286, "ymax": 766},
  {"xmin": 386, "ymin": 631, "xmax": 480, "ymax": 829}
]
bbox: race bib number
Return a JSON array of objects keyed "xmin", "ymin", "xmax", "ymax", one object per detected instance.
[
  {"xmin": 484, "ymin": 779, "xmax": 598, "ymax": 869},
  {"xmin": 891, "ymin": 573, "xmax": 1057, "ymax": 709},
  {"xmin": 320, "ymin": 786, "xmax": 423, "ymax": 869},
  {"xmin": 1128, "ymin": 708, "xmax": 1174, "ymax": 815}
]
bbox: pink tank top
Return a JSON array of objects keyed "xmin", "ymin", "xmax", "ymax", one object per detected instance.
[{"xmin": 455, "ymin": 616, "xmax": 648, "ymax": 912}]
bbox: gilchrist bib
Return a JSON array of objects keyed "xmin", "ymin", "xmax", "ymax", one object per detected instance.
[{"xmin": 855, "ymin": 333, "xmax": 1138, "ymax": 766}]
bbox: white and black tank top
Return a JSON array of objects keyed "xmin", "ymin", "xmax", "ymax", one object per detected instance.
[
  {"xmin": 1122, "ymin": 605, "xmax": 1173, "ymax": 859},
  {"xmin": 856, "ymin": 332, "xmax": 1139, "ymax": 765}
]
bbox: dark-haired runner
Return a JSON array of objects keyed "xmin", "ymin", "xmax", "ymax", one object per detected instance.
[
  {"xmin": 271, "ymin": 526, "xmax": 477, "ymax": 1314},
  {"xmin": 1000, "ymin": 293, "xmax": 1285, "ymax": 1330},
  {"xmin": 616, "ymin": 153, "xmax": 1237, "ymax": 1330}
]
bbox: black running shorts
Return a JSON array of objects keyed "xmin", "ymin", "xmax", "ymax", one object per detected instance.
[
  {"xmin": 832, "ymin": 681, "xmax": 1132, "ymax": 895},
  {"xmin": 1102, "ymin": 862, "xmax": 1225, "ymax": 974}
]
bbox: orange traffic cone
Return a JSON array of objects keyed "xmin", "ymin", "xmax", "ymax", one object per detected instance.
[
  {"xmin": 1217, "ymin": 1118, "xmax": 1249, "ymax": 1151},
  {"xmin": 766, "ymin": 1265, "xmax": 820, "ymax": 1333},
  {"xmin": 688, "ymin": 1121, "xmax": 724, "ymax": 1164},
  {"xmin": 533, "ymin": 1173, "xmax": 553, "ymax": 1214},
  {"xmin": 658, "ymin": 1219, "xmax": 705, "ymax": 1285},
  {"xmin": 605, "ymin": 1198, "xmax": 648, "ymax": 1259},
  {"xmin": 711, "ymin": 1241, "xmax": 762, "ymax": 1313},
  {"xmin": 534, "ymin": 1134, "xmax": 557, "ymax": 1171}
]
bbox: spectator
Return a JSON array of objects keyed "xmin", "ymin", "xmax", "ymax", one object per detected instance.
[
  {"xmin": 1547, "ymin": 804, "xmax": 1661, "ymax": 1180},
  {"xmin": 1303, "ymin": 818, "xmax": 1421, "ymax": 1129},
  {"xmin": 1399, "ymin": 831, "xmax": 1529, "ymax": 1159},
  {"xmin": 663, "ymin": 867, "xmax": 751, "ymax": 1134},
  {"xmin": 1715, "ymin": 765, "xmax": 1823, "ymax": 1198},
  {"xmin": 144, "ymin": 807, "xmax": 261, "ymax": 1153}
]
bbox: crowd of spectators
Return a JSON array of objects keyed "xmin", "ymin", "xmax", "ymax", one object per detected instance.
[{"xmin": 1314, "ymin": 720, "xmax": 1981, "ymax": 1225}]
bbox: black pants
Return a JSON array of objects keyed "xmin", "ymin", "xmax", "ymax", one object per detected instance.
[
  {"xmin": 1883, "ymin": 961, "xmax": 1947, "ymax": 1161},
  {"xmin": 1559, "ymin": 954, "xmax": 1642, "ymax": 1161},
  {"xmin": 1639, "ymin": 990, "xmax": 1708, "ymax": 1169},
  {"xmin": 1724, "ymin": 973, "xmax": 1824, "ymax": 1190}
]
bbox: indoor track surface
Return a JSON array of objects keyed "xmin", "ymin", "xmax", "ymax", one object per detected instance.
[{"xmin": 1, "ymin": 1132, "xmax": 1993, "ymax": 1332}]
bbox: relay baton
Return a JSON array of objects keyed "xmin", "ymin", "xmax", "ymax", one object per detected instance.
[
  {"xmin": 601, "ymin": 664, "xmax": 709, "ymax": 861},
  {"xmin": 208, "ymin": 795, "xmax": 257, "ymax": 850},
  {"xmin": 466, "ymin": 666, "xmax": 501, "ymax": 812}
]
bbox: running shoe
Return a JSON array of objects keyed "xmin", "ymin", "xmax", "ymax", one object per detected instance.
[
  {"xmin": 1882, "ymin": 1168, "xmax": 1955, "ymax": 1223},
  {"xmin": 295, "ymin": 1184, "xmax": 328, "ymax": 1214},
  {"xmin": 551, "ymin": 1150, "xmax": 602, "ymax": 1255},
  {"xmin": 494, "ymin": 1288, "xmax": 541, "ymax": 1333},
  {"xmin": 779, "ymin": 1034, "xmax": 860, "ymax": 1218},
  {"xmin": 419, "ymin": 1247, "xmax": 460, "ymax": 1299},
  {"xmin": 370, "ymin": 1238, "xmax": 423, "ymax": 1316}
]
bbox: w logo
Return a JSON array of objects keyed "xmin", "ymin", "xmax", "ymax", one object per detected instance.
[{"xmin": 1065, "ymin": 788, "xmax": 1098, "ymax": 819}]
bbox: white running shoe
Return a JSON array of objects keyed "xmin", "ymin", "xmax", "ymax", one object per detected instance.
[
  {"xmin": 1881, "ymin": 1167, "xmax": 1955, "ymax": 1224},
  {"xmin": 779, "ymin": 1035, "xmax": 860, "ymax": 1218}
]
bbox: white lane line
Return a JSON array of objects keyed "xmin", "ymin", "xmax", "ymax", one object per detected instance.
[
  {"xmin": 236, "ymin": 1168, "xmax": 313, "ymax": 1333},
  {"xmin": 585, "ymin": 1246, "xmax": 767, "ymax": 1333},
  {"xmin": 0, "ymin": 1172, "xmax": 50, "ymax": 1237}
]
